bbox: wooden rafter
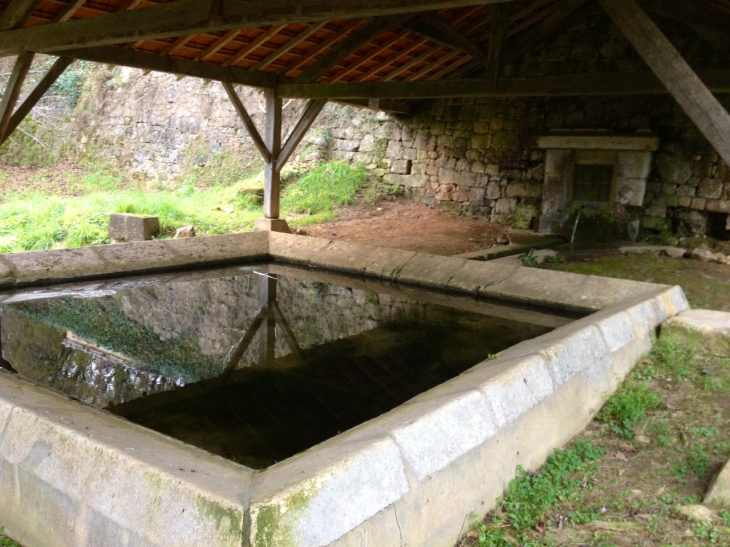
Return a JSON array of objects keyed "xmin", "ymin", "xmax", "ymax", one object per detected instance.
[
  {"xmin": 0, "ymin": 0, "xmax": 516, "ymax": 56},
  {"xmin": 295, "ymin": 15, "xmax": 413, "ymax": 84},
  {"xmin": 53, "ymin": 0, "xmax": 87, "ymax": 23},
  {"xmin": 403, "ymin": 14, "xmax": 486, "ymax": 64},
  {"xmin": 354, "ymin": 38, "xmax": 426, "ymax": 82},
  {"xmin": 222, "ymin": 25, "xmax": 287, "ymax": 68},
  {"xmin": 408, "ymin": 50, "xmax": 459, "ymax": 81},
  {"xmin": 249, "ymin": 22, "xmax": 327, "ymax": 72},
  {"xmin": 327, "ymin": 29, "xmax": 410, "ymax": 83},
  {"xmin": 195, "ymin": 30, "xmax": 242, "ymax": 62},
  {"xmin": 285, "ymin": 19, "xmax": 363, "ymax": 77},
  {"xmin": 383, "ymin": 44, "xmax": 445, "ymax": 81}
]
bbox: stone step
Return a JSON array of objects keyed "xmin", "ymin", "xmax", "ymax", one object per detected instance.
[{"xmin": 661, "ymin": 309, "xmax": 730, "ymax": 357}]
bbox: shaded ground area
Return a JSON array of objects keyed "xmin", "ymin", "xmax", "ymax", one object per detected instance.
[
  {"xmin": 0, "ymin": 163, "xmax": 89, "ymax": 201},
  {"xmin": 544, "ymin": 252, "xmax": 730, "ymax": 311},
  {"xmin": 461, "ymin": 340, "xmax": 730, "ymax": 547},
  {"xmin": 305, "ymin": 198, "xmax": 509, "ymax": 255}
]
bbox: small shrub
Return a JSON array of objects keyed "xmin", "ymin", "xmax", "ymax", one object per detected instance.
[{"xmin": 282, "ymin": 160, "xmax": 367, "ymax": 215}]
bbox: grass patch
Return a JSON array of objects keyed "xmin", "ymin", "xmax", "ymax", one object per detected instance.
[
  {"xmin": 462, "ymin": 338, "xmax": 730, "ymax": 547},
  {"xmin": 470, "ymin": 441, "xmax": 606, "ymax": 547},
  {"xmin": 0, "ymin": 528, "xmax": 20, "ymax": 547},
  {"xmin": 0, "ymin": 160, "xmax": 367, "ymax": 253}
]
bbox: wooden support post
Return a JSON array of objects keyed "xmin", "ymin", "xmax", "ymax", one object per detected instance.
[
  {"xmin": 264, "ymin": 89, "xmax": 283, "ymax": 220},
  {"xmin": 599, "ymin": 0, "xmax": 730, "ymax": 168},
  {"xmin": 1, "ymin": 56, "xmax": 74, "ymax": 147},
  {"xmin": 0, "ymin": 51, "xmax": 34, "ymax": 143},
  {"xmin": 485, "ymin": 1, "xmax": 514, "ymax": 90}
]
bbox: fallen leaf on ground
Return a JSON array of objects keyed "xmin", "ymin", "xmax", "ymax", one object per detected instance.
[
  {"xmin": 618, "ymin": 469, "xmax": 625, "ymax": 476},
  {"xmin": 614, "ymin": 452, "xmax": 628, "ymax": 461},
  {"xmin": 643, "ymin": 359, "xmax": 654, "ymax": 364},
  {"xmin": 466, "ymin": 531, "xmax": 478, "ymax": 538},
  {"xmin": 619, "ymin": 442, "xmax": 636, "ymax": 452}
]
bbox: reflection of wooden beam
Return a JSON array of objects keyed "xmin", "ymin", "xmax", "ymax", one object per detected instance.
[
  {"xmin": 600, "ymin": 0, "xmax": 730, "ymax": 168},
  {"xmin": 2, "ymin": 56, "xmax": 74, "ymax": 146},
  {"xmin": 63, "ymin": 46, "xmax": 277, "ymax": 88},
  {"xmin": 278, "ymin": 69, "xmax": 730, "ymax": 99},
  {"xmin": 0, "ymin": 0, "xmax": 515, "ymax": 55},
  {"xmin": 223, "ymin": 307, "xmax": 267, "ymax": 373}
]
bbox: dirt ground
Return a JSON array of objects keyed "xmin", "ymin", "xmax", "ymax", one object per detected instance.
[{"xmin": 304, "ymin": 198, "xmax": 509, "ymax": 256}]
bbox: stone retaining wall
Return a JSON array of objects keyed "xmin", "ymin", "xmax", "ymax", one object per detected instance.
[{"xmin": 67, "ymin": 12, "xmax": 730, "ymax": 237}]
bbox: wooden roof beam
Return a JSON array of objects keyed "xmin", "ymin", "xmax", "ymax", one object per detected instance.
[
  {"xmin": 54, "ymin": 0, "xmax": 87, "ymax": 23},
  {"xmin": 0, "ymin": 0, "xmax": 517, "ymax": 56},
  {"xmin": 276, "ymin": 69, "xmax": 730, "ymax": 99},
  {"xmin": 63, "ymin": 45, "xmax": 277, "ymax": 88},
  {"xmin": 600, "ymin": 0, "xmax": 730, "ymax": 168},
  {"xmin": 0, "ymin": 51, "xmax": 34, "ymax": 141}
]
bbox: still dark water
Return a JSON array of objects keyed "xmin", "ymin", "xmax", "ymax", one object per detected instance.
[{"xmin": 0, "ymin": 264, "xmax": 570, "ymax": 469}]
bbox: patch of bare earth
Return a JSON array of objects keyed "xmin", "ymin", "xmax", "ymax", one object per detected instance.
[
  {"xmin": 304, "ymin": 198, "xmax": 509, "ymax": 256},
  {"xmin": 0, "ymin": 163, "xmax": 87, "ymax": 201}
]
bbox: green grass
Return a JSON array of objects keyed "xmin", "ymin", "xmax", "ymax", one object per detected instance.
[
  {"xmin": 0, "ymin": 528, "xmax": 20, "ymax": 547},
  {"xmin": 597, "ymin": 381, "xmax": 664, "ymax": 439},
  {"xmin": 471, "ymin": 441, "xmax": 606, "ymax": 547},
  {"xmin": 0, "ymin": 161, "xmax": 367, "ymax": 254}
]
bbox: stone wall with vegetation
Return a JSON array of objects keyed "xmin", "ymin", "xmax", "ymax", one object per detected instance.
[{"xmin": 4, "ymin": 11, "xmax": 730, "ymax": 238}]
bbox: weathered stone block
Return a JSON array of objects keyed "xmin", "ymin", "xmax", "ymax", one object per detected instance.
[
  {"xmin": 698, "ymin": 178, "xmax": 723, "ymax": 199},
  {"xmin": 248, "ymin": 437, "xmax": 409, "ymax": 547},
  {"xmin": 108, "ymin": 214, "xmax": 160, "ymax": 242},
  {"xmin": 656, "ymin": 153, "xmax": 693, "ymax": 185},
  {"xmin": 382, "ymin": 173, "xmax": 429, "ymax": 188},
  {"xmin": 661, "ymin": 310, "xmax": 730, "ymax": 358}
]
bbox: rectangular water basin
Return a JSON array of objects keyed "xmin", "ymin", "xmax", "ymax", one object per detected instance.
[{"xmin": 1, "ymin": 262, "xmax": 572, "ymax": 470}]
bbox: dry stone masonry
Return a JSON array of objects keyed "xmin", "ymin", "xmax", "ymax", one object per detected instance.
[{"xmin": 69, "ymin": 12, "xmax": 730, "ymax": 239}]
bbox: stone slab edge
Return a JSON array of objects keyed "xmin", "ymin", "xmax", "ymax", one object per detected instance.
[
  {"xmin": 0, "ymin": 231, "xmax": 269, "ymax": 289},
  {"xmin": 0, "ymin": 373, "xmax": 255, "ymax": 547},
  {"xmin": 268, "ymin": 233, "xmax": 669, "ymax": 312}
]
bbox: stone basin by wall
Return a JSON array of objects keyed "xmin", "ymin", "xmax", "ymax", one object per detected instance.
[{"xmin": 0, "ymin": 232, "xmax": 688, "ymax": 547}]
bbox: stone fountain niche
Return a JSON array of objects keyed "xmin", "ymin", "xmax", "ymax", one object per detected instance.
[{"xmin": 537, "ymin": 133, "xmax": 660, "ymax": 234}]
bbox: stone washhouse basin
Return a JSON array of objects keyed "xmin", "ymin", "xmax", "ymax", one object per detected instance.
[{"xmin": 0, "ymin": 232, "xmax": 687, "ymax": 547}]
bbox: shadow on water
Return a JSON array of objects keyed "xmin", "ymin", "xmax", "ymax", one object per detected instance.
[{"xmin": 0, "ymin": 264, "xmax": 573, "ymax": 469}]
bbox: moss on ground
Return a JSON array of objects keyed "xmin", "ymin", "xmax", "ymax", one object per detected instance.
[{"xmin": 543, "ymin": 253, "xmax": 730, "ymax": 311}]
